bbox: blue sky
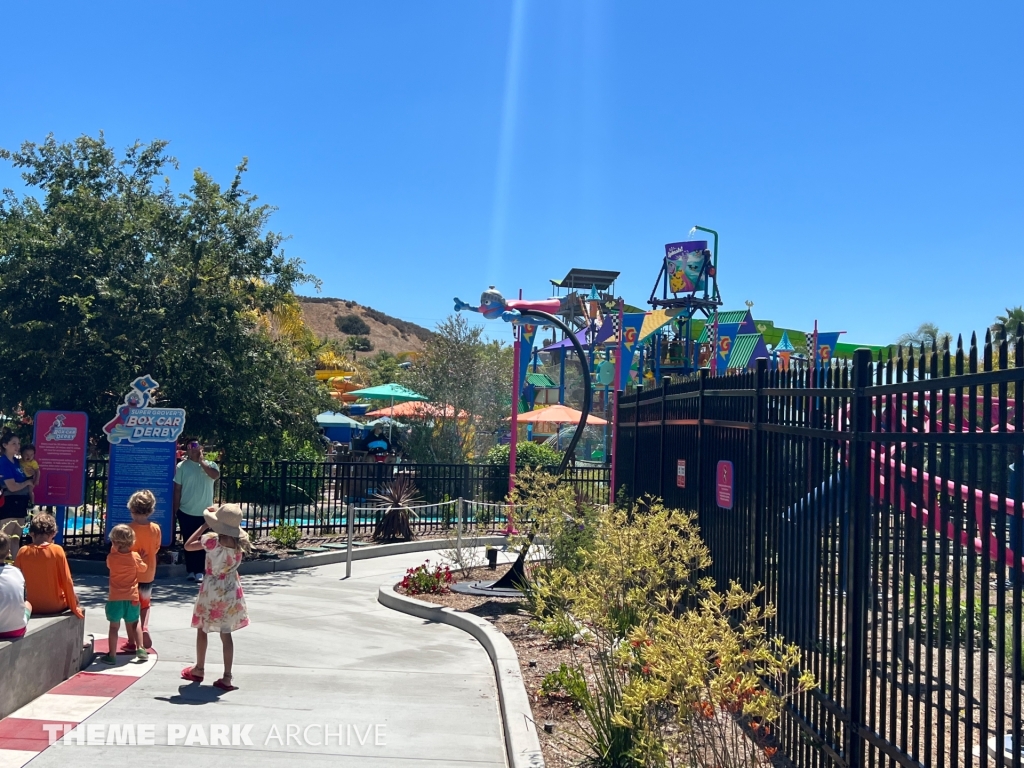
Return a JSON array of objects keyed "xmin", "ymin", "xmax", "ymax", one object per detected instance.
[{"xmin": 2, "ymin": 1, "xmax": 1021, "ymax": 347}]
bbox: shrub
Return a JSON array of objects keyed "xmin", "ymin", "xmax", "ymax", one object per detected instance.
[
  {"xmin": 372, "ymin": 477, "xmax": 421, "ymax": 542},
  {"xmin": 400, "ymin": 560, "xmax": 454, "ymax": 594},
  {"xmin": 514, "ymin": 481, "xmax": 816, "ymax": 768},
  {"xmin": 270, "ymin": 524, "xmax": 301, "ymax": 550},
  {"xmin": 348, "ymin": 336, "xmax": 373, "ymax": 351},
  {"xmin": 335, "ymin": 314, "xmax": 371, "ymax": 335},
  {"xmin": 540, "ymin": 663, "xmax": 589, "ymax": 705},
  {"xmin": 484, "ymin": 441, "xmax": 562, "ymax": 471}
]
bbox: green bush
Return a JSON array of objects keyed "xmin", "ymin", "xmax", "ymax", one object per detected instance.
[
  {"xmin": 335, "ymin": 314, "xmax": 371, "ymax": 335},
  {"xmin": 484, "ymin": 442, "xmax": 563, "ymax": 471},
  {"xmin": 347, "ymin": 336, "xmax": 373, "ymax": 351},
  {"xmin": 540, "ymin": 663, "xmax": 589, "ymax": 705},
  {"xmin": 270, "ymin": 524, "xmax": 301, "ymax": 549}
]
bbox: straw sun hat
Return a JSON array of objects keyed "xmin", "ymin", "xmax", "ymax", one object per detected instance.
[{"xmin": 204, "ymin": 503, "xmax": 245, "ymax": 538}]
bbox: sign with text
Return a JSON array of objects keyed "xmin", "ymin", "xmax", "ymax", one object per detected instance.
[
  {"xmin": 32, "ymin": 411, "xmax": 89, "ymax": 507},
  {"xmin": 716, "ymin": 460, "xmax": 734, "ymax": 510},
  {"xmin": 676, "ymin": 459, "xmax": 687, "ymax": 489},
  {"xmin": 104, "ymin": 376, "xmax": 184, "ymax": 545}
]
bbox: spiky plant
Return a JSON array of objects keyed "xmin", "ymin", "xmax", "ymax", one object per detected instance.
[{"xmin": 372, "ymin": 477, "xmax": 422, "ymax": 542}]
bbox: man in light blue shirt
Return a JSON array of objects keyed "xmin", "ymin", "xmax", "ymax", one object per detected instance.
[{"xmin": 173, "ymin": 440, "xmax": 220, "ymax": 582}]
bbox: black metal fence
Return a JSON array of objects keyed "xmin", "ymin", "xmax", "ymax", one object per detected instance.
[
  {"xmin": 51, "ymin": 461, "xmax": 609, "ymax": 546},
  {"xmin": 615, "ymin": 334, "xmax": 1023, "ymax": 768}
]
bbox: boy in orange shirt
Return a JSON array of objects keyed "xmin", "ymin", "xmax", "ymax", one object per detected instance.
[
  {"xmin": 126, "ymin": 490, "xmax": 161, "ymax": 650},
  {"xmin": 103, "ymin": 524, "xmax": 148, "ymax": 663},
  {"xmin": 14, "ymin": 514, "xmax": 84, "ymax": 619}
]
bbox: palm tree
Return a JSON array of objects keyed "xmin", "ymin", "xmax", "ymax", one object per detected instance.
[
  {"xmin": 992, "ymin": 306, "xmax": 1024, "ymax": 346},
  {"xmin": 372, "ymin": 478, "xmax": 422, "ymax": 542}
]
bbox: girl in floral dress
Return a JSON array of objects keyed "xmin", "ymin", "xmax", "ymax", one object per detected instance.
[{"xmin": 180, "ymin": 503, "xmax": 250, "ymax": 691}]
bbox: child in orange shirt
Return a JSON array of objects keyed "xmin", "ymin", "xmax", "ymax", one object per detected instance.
[
  {"xmin": 103, "ymin": 524, "xmax": 148, "ymax": 664},
  {"xmin": 14, "ymin": 514, "xmax": 84, "ymax": 619},
  {"xmin": 126, "ymin": 490, "xmax": 161, "ymax": 651}
]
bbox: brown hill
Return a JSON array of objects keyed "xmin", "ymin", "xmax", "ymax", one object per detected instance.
[{"xmin": 298, "ymin": 297, "xmax": 433, "ymax": 358}]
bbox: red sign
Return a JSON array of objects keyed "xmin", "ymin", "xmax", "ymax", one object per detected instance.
[
  {"xmin": 716, "ymin": 460, "xmax": 734, "ymax": 509},
  {"xmin": 676, "ymin": 459, "xmax": 687, "ymax": 489},
  {"xmin": 32, "ymin": 411, "xmax": 89, "ymax": 507}
]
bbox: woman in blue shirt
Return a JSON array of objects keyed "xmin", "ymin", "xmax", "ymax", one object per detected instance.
[{"xmin": 0, "ymin": 434, "xmax": 35, "ymax": 522}]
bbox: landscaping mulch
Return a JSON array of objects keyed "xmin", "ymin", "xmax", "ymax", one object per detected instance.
[{"xmin": 399, "ymin": 567, "xmax": 590, "ymax": 768}]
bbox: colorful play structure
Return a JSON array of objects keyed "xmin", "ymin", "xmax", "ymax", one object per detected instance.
[{"xmin": 501, "ymin": 228, "xmax": 884, "ymax": 465}]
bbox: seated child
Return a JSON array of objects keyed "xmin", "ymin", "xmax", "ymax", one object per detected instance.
[
  {"xmin": 14, "ymin": 514, "xmax": 84, "ymax": 618},
  {"xmin": 103, "ymin": 524, "xmax": 148, "ymax": 663},
  {"xmin": 126, "ymin": 490, "xmax": 161, "ymax": 651},
  {"xmin": 19, "ymin": 445, "xmax": 38, "ymax": 506},
  {"xmin": 0, "ymin": 532, "xmax": 31, "ymax": 640}
]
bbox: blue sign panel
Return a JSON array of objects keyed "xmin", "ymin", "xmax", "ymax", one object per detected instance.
[
  {"xmin": 107, "ymin": 441, "xmax": 177, "ymax": 546},
  {"xmin": 104, "ymin": 375, "xmax": 185, "ymax": 546}
]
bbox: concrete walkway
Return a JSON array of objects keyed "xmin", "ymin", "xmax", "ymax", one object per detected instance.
[{"xmin": 26, "ymin": 549, "xmax": 510, "ymax": 768}]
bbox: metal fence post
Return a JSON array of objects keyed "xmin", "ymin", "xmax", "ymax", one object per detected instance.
[
  {"xmin": 696, "ymin": 368, "xmax": 708, "ymax": 515},
  {"xmin": 279, "ymin": 460, "xmax": 290, "ymax": 525},
  {"xmin": 345, "ymin": 502, "xmax": 354, "ymax": 579},
  {"xmin": 751, "ymin": 358, "xmax": 767, "ymax": 591},
  {"xmin": 630, "ymin": 387, "xmax": 641, "ymax": 501},
  {"xmin": 456, "ymin": 497, "xmax": 464, "ymax": 563},
  {"xmin": 657, "ymin": 376, "xmax": 670, "ymax": 499},
  {"xmin": 844, "ymin": 348, "xmax": 872, "ymax": 768}
]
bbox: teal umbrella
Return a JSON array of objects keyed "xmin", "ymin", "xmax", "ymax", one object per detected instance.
[{"xmin": 347, "ymin": 383, "xmax": 427, "ymax": 440}]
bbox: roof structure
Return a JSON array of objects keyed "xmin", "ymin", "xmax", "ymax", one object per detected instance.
[
  {"xmin": 525, "ymin": 372, "xmax": 558, "ymax": 388},
  {"xmin": 550, "ymin": 268, "xmax": 620, "ymax": 291},
  {"xmin": 726, "ymin": 334, "xmax": 770, "ymax": 369},
  {"xmin": 775, "ymin": 330, "xmax": 796, "ymax": 353}
]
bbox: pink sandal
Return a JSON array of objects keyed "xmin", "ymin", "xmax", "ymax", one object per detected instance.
[
  {"xmin": 180, "ymin": 666, "xmax": 204, "ymax": 683},
  {"xmin": 213, "ymin": 678, "xmax": 237, "ymax": 691}
]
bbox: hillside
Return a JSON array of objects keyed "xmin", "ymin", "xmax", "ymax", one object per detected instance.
[{"xmin": 297, "ymin": 297, "xmax": 433, "ymax": 357}]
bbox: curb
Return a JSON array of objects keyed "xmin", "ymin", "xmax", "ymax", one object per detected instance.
[
  {"xmin": 69, "ymin": 535, "xmax": 508, "ymax": 577},
  {"xmin": 0, "ymin": 637, "xmax": 158, "ymax": 767},
  {"xmin": 378, "ymin": 584, "xmax": 544, "ymax": 768}
]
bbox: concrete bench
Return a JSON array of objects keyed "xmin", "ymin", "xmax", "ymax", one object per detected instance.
[{"xmin": 0, "ymin": 613, "xmax": 89, "ymax": 719}]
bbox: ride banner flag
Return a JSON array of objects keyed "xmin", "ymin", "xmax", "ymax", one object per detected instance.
[
  {"xmin": 617, "ymin": 313, "xmax": 646, "ymax": 390},
  {"xmin": 517, "ymin": 324, "xmax": 538, "ymax": 399},
  {"xmin": 815, "ymin": 332, "xmax": 842, "ymax": 364},
  {"xmin": 715, "ymin": 323, "xmax": 742, "ymax": 370}
]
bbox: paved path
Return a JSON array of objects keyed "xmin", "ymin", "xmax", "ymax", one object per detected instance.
[{"xmin": 26, "ymin": 549, "xmax": 511, "ymax": 768}]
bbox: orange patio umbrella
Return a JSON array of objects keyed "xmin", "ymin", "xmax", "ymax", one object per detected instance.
[
  {"xmin": 511, "ymin": 404, "xmax": 608, "ymax": 426},
  {"xmin": 364, "ymin": 401, "xmax": 469, "ymax": 419}
]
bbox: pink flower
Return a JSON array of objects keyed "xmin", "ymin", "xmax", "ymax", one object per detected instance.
[
  {"xmin": 209, "ymin": 607, "xmax": 224, "ymax": 620},
  {"xmin": 235, "ymin": 587, "xmax": 244, "ymax": 599}
]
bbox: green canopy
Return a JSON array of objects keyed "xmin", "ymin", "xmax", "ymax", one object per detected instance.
[
  {"xmin": 346, "ymin": 384, "xmax": 428, "ymax": 402},
  {"xmin": 346, "ymin": 383, "xmax": 427, "ymax": 440}
]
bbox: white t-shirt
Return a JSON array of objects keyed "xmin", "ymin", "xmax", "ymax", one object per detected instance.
[{"xmin": 0, "ymin": 564, "xmax": 27, "ymax": 635}]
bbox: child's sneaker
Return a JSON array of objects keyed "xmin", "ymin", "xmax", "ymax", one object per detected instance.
[
  {"xmin": 120, "ymin": 641, "xmax": 138, "ymax": 653},
  {"xmin": 142, "ymin": 630, "xmax": 152, "ymax": 649},
  {"xmin": 135, "ymin": 649, "xmax": 149, "ymax": 662},
  {"xmin": 99, "ymin": 653, "xmax": 117, "ymax": 665}
]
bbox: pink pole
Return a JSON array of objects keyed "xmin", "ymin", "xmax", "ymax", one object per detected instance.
[
  {"xmin": 509, "ymin": 309, "xmax": 521, "ymax": 500},
  {"xmin": 609, "ymin": 299, "xmax": 624, "ymax": 505}
]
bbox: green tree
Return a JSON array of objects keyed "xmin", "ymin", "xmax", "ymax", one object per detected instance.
[
  {"xmin": 359, "ymin": 351, "xmax": 406, "ymax": 387},
  {"xmin": 0, "ymin": 133, "xmax": 331, "ymax": 457},
  {"xmin": 403, "ymin": 314, "xmax": 513, "ymax": 463},
  {"xmin": 992, "ymin": 305, "xmax": 1024, "ymax": 346}
]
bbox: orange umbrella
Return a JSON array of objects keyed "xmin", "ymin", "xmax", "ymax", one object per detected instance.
[
  {"xmin": 365, "ymin": 401, "xmax": 469, "ymax": 419},
  {"xmin": 511, "ymin": 404, "xmax": 608, "ymax": 426}
]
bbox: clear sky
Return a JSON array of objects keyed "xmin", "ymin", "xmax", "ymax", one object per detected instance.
[{"xmin": 2, "ymin": 1, "xmax": 1021, "ymax": 348}]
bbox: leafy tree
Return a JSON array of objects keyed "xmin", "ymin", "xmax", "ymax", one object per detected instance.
[
  {"xmin": 895, "ymin": 322, "xmax": 951, "ymax": 349},
  {"xmin": 0, "ymin": 133, "xmax": 331, "ymax": 457},
  {"xmin": 403, "ymin": 314, "xmax": 513, "ymax": 463},
  {"xmin": 345, "ymin": 336, "xmax": 373, "ymax": 352},
  {"xmin": 992, "ymin": 306, "xmax": 1024, "ymax": 346},
  {"xmin": 357, "ymin": 351, "xmax": 406, "ymax": 387},
  {"xmin": 335, "ymin": 314, "xmax": 370, "ymax": 335}
]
